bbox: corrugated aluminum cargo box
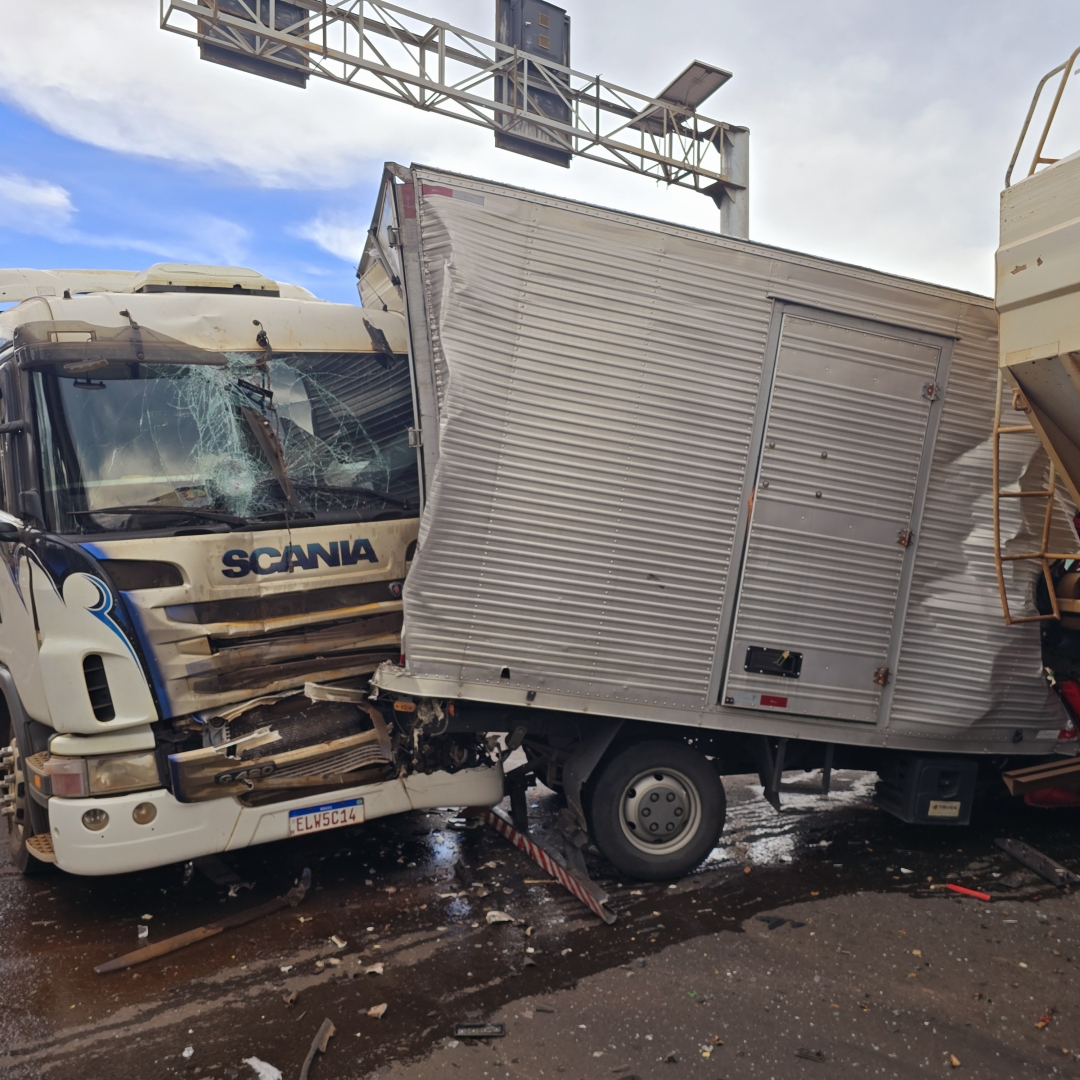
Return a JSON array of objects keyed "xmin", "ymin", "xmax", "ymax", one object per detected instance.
[{"xmin": 368, "ymin": 163, "xmax": 1071, "ymax": 756}]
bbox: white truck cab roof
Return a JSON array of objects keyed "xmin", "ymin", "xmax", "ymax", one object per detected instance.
[{"xmin": 0, "ymin": 263, "xmax": 407, "ymax": 356}]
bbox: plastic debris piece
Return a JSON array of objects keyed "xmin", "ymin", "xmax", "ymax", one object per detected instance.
[
  {"xmin": 298, "ymin": 1018, "xmax": 335, "ymax": 1080},
  {"xmin": 665, "ymin": 1051, "xmax": 679, "ymax": 1063},
  {"xmin": 326, "ymin": 957, "xmax": 341, "ymax": 966},
  {"xmin": 522, "ymin": 957, "xmax": 537, "ymax": 967},
  {"xmin": 560, "ymin": 948, "xmax": 573, "ymax": 956},
  {"xmin": 141, "ymin": 914, "xmax": 153, "ymax": 921},
  {"xmin": 949, "ymin": 1054, "xmax": 961, "ymax": 1067},
  {"xmin": 368, "ymin": 1003, "xmax": 387, "ymax": 1019},
  {"xmin": 280, "ymin": 965, "xmax": 293, "ymax": 974},
  {"xmin": 365, "ymin": 963, "xmax": 384, "ymax": 976},
  {"xmin": 795, "ymin": 1048, "xmax": 826, "ymax": 1063},
  {"xmin": 453, "ymin": 1021, "xmax": 506, "ymax": 1039},
  {"xmin": 900, "ymin": 868, "xmax": 914, "ymax": 875},
  {"xmin": 182, "ymin": 1046, "xmax": 194, "ymax": 1059},
  {"xmin": 283, "ymin": 991, "xmax": 298, "ymax": 1005},
  {"xmin": 912, "ymin": 950, "xmax": 922, "ymax": 958},
  {"xmin": 243, "ymin": 1057, "xmax": 283, "ymax": 1080},
  {"xmin": 137, "ymin": 925, "xmax": 149, "ymax": 941},
  {"xmin": 947, "ymin": 884, "xmax": 991, "ymax": 901},
  {"xmin": 330, "ymin": 935, "xmax": 347, "ymax": 948},
  {"xmin": 486, "ymin": 911, "xmax": 514, "ymax": 925},
  {"xmin": 1037, "ymin": 1014, "xmax": 1052, "ymax": 1030},
  {"xmin": 710, "ymin": 1036, "xmax": 724, "ymax": 1045}
]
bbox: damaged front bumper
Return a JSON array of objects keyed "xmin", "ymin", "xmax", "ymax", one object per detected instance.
[{"xmin": 47, "ymin": 762, "xmax": 505, "ymax": 876}]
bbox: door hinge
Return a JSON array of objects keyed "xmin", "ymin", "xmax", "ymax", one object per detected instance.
[
  {"xmin": 873, "ymin": 666, "xmax": 891, "ymax": 687},
  {"xmin": 408, "ymin": 427, "xmax": 423, "ymax": 448},
  {"xmin": 897, "ymin": 528, "xmax": 913, "ymax": 548}
]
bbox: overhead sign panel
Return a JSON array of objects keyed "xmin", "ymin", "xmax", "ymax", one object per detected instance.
[{"xmin": 495, "ymin": 0, "xmax": 572, "ymax": 168}]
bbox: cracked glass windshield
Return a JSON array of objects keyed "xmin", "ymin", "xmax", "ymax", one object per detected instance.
[{"xmin": 32, "ymin": 350, "xmax": 419, "ymax": 534}]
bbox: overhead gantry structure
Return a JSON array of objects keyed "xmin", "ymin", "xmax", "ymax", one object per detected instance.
[{"xmin": 159, "ymin": 0, "xmax": 749, "ymax": 237}]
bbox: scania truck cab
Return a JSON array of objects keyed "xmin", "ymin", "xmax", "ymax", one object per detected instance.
[{"xmin": 0, "ymin": 262, "xmax": 502, "ymax": 875}]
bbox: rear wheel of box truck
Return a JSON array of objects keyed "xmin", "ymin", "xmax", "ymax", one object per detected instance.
[{"xmin": 587, "ymin": 740, "xmax": 725, "ymax": 881}]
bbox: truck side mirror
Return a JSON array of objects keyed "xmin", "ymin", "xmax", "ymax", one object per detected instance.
[{"xmin": 0, "ymin": 520, "xmax": 21, "ymax": 543}]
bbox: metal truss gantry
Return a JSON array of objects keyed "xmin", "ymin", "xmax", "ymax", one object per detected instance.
[{"xmin": 159, "ymin": 1, "xmax": 749, "ymax": 237}]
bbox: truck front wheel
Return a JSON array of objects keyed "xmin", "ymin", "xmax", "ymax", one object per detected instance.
[
  {"xmin": 587, "ymin": 740, "xmax": 725, "ymax": 881},
  {"xmin": 8, "ymin": 736, "xmax": 50, "ymax": 876}
]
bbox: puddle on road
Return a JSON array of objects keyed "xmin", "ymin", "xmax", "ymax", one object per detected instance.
[{"xmin": 0, "ymin": 770, "xmax": 1074, "ymax": 1079}]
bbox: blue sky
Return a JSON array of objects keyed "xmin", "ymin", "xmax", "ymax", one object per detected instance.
[
  {"xmin": 2, "ymin": 1, "xmax": 1080, "ymax": 305},
  {"xmin": 0, "ymin": 96, "xmax": 375, "ymax": 306}
]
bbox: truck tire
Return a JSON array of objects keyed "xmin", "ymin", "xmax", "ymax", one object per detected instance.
[
  {"xmin": 587, "ymin": 740, "xmax": 725, "ymax": 881},
  {"xmin": 8, "ymin": 736, "xmax": 50, "ymax": 876}
]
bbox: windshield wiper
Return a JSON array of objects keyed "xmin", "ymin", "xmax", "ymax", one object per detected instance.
[
  {"xmin": 287, "ymin": 481, "xmax": 412, "ymax": 510},
  {"xmin": 71, "ymin": 505, "xmax": 248, "ymax": 526}
]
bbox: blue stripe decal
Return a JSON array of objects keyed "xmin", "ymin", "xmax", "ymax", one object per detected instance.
[
  {"xmin": 116, "ymin": 594, "xmax": 172, "ymax": 717},
  {"xmin": 83, "ymin": 577, "xmax": 139, "ymax": 666},
  {"xmin": 79, "ymin": 542, "xmax": 109, "ymax": 561}
]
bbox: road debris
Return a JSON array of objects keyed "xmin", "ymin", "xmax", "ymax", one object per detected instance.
[
  {"xmin": 137, "ymin": 925, "xmax": 148, "ymax": 941},
  {"xmin": 298, "ymin": 1018, "xmax": 335, "ymax": 1080},
  {"xmin": 94, "ymin": 869, "xmax": 311, "ymax": 974},
  {"xmin": 486, "ymin": 911, "xmax": 514, "ymax": 925},
  {"xmin": 365, "ymin": 963, "xmax": 384, "ymax": 976},
  {"xmin": 368, "ymin": 1003, "xmax": 388, "ymax": 1019},
  {"xmin": 946, "ymin": 884, "xmax": 991, "ymax": 901},
  {"xmin": 486, "ymin": 807, "xmax": 616, "ymax": 924},
  {"xmin": 453, "ymin": 1022, "xmax": 506, "ymax": 1039},
  {"xmin": 1037, "ymin": 1013, "xmax": 1053, "ymax": 1030},
  {"xmin": 796, "ymin": 1048, "xmax": 826, "ymax": 1063},
  {"xmin": 949, "ymin": 1053, "xmax": 961, "ymax": 1067},
  {"xmin": 995, "ymin": 838, "xmax": 1080, "ymax": 887},
  {"xmin": 242, "ymin": 1057, "xmax": 283, "ymax": 1080},
  {"xmin": 329, "ymin": 935, "xmax": 347, "ymax": 948},
  {"xmin": 283, "ymin": 991, "xmax": 298, "ymax": 1006},
  {"xmin": 182, "ymin": 1046, "xmax": 194, "ymax": 1058}
]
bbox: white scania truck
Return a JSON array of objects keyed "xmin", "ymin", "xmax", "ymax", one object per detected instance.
[{"xmin": 0, "ymin": 261, "xmax": 502, "ymax": 875}]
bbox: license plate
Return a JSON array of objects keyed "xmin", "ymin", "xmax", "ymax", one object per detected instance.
[{"xmin": 288, "ymin": 798, "xmax": 364, "ymax": 837}]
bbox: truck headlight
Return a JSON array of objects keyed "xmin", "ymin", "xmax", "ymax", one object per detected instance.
[{"xmin": 86, "ymin": 753, "xmax": 160, "ymax": 795}]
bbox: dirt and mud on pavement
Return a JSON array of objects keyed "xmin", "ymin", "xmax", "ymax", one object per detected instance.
[{"xmin": 2, "ymin": 771, "xmax": 1079, "ymax": 1080}]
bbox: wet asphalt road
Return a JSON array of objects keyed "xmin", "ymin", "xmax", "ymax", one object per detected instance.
[{"xmin": 1, "ymin": 770, "xmax": 1078, "ymax": 1080}]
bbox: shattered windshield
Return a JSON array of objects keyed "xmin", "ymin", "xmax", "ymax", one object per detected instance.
[{"xmin": 32, "ymin": 351, "xmax": 419, "ymax": 534}]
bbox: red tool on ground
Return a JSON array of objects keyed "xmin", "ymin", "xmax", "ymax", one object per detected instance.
[{"xmin": 946, "ymin": 883, "xmax": 991, "ymax": 902}]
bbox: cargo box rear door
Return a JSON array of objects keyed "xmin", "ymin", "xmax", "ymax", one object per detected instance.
[{"xmin": 722, "ymin": 307, "xmax": 950, "ymax": 723}]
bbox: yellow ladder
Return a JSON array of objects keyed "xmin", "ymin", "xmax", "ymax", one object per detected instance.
[{"xmin": 992, "ymin": 368, "xmax": 1073, "ymax": 624}]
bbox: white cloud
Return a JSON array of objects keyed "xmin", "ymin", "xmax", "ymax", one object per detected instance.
[
  {"xmin": 0, "ymin": 173, "xmax": 74, "ymax": 235},
  {"xmin": 292, "ymin": 214, "xmax": 368, "ymax": 262},
  {"xmin": 3, "ymin": 1, "xmax": 1080, "ymax": 294}
]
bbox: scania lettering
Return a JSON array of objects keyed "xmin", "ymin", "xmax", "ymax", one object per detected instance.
[
  {"xmin": 0, "ymin": 262, "xmax": 503, "ymax": 876},
  {"xmin": 221, "ymin": 538, "xmax": 379, "ymax": 577}
]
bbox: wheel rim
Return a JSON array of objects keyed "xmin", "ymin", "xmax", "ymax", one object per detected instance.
[{"xmin": 618, "ymin": 766, "xmax": 702, "ymax": 856}]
